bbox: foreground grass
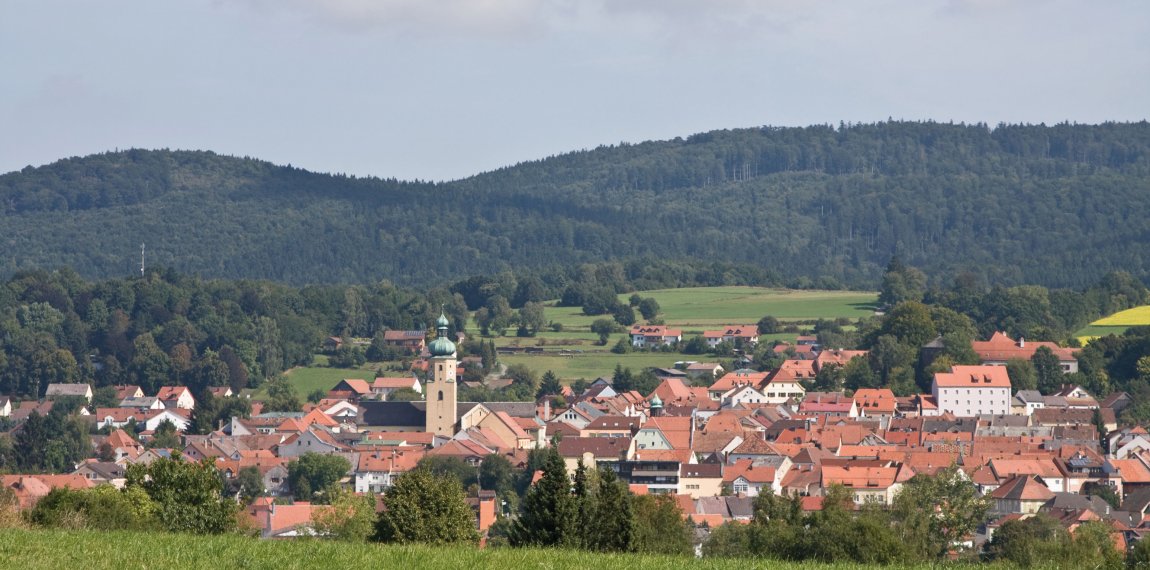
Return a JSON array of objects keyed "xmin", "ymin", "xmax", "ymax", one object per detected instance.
[{"xmin": 0, "ymin": 528, "xmax": 957, "ymax": 570}]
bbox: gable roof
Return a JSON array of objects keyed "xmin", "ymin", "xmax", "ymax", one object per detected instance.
[
  {"xmin": 933, "ymin": 365, "xmax": 1011, "ymax": 389},
  {"xmin": 972, "ymin": 332, "xmax": 1077, "ymax": 363},
  {"xmin": 990, "ymin": 474, "xmax": 1056, "ymax": 501}
]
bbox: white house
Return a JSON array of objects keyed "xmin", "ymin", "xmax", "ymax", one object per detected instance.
[
  {"xmin": 0, "ymin": 396, "xmax": 10, "ymax": 417},
  {"xmin": 155, "ymin": 386, "xmax": 196, "ymax": 410},
  {"xmin": 932, "ymin": 365, "xmax": 1012, "ymax": 417},
  {"xmin": 629, "ymin": 325, "xmax": 682, "ymax": 348},
  {"xmin": 371, "ymin": 376, "xmax": 422, "ymax": 400},
  {"xmin": 721, "ymin": 385, "xmax": 769, "ymax": 408}
]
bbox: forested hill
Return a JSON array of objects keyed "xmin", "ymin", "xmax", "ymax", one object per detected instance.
[{"xmin": 3, "ymin": 121, "xmax": 1150, "ymax": 288}]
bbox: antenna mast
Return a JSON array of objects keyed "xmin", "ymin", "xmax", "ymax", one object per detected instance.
[{"xmin": 140, "ymin": 243, "xmax": 145, "ymax": 277}]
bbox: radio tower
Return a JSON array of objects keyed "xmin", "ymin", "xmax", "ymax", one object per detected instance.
[{"xmin": 140, "ymin": 243, "xmax": 145, "ymax": 277}]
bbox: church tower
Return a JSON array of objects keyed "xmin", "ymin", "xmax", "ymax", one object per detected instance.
[{"xmin": 425, "ymin": 313, "xmax": 458, "ymax": 437}]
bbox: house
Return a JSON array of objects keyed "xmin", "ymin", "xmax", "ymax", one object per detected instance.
[
  {"xmin": 155, "ymin": 386, "xmax": 196, "ymax": 410},
  {"xmin": 112, "ymin": 385, "xmax": 145, "ymax": 400},
  {"xmin": 972, "ymin": 332, "xmax": 1078, "ymax": 373},
  {"xmin": 799, "ymin": 392, "xmax": 858, "ymax": 418},
  {"xmin": 330, "ymin": 379, "xmax": 373, "ymax": 400},
  {"xmin": 601, "ymin": 459, "xmax": 681, "ymax": 494},
  {"xmin": 580, "ymin": 415, "xmax": 640, "ymax": 438},
  {"xmin": 1012, "ymin": 390, "xmax": 1046, "ymax": 416},
  {"xmin": 371, "ymin": 376, "xmax": 422, "ymax": 400},
  {"xmin": 679, "ymin": 463, "xmax": 724, "ymax": 498},
  {"xmin": 277, "ymin": 427, "xmax": 350, "ymax": 457},
  {"xmin": 989, "ymin": 474, "xmax": 1056, "ymax": 515},
  {"xmin": 44, "ymin": 383, "xmax": 93, "ymax": 403},
  {"xmin": 726, "ymin": 458, "xmax": 789, "ymax": 497},
  {"xmin": 74, "ymin": 461, "xmax": 127, "ymax": 488},
  {"xmin": 629, "ymin": 325, "xmax": 683, "ymax": 348},
  {"xmin": 322, "ymin": 336, "xmax": 343, "ymax": 352},
  {"xmin": 247, "ymin": 499, "xmax": 323, "ymax": 539},
  {"xmin": 1, "ymin": 474, "xmax": 92, "ymax": 509},
  {"xmin": 820, "ymin": 463, "xmax": 904, "ymax": 505},
  {"xmin": 721, "ymin": 385, "xmax": 769, "ymax": 408},
  {"xmin": 852, "ymin": 389, "xmax": 897, "ymax": 418},
  {"xmin": 702, "ymin": 325, "xmax": 760, "ymax": 349},
  {"xmin": 0, "ymin": 396, "xmax": 10, "ymax": 417},
  {"xmin": 814, "ymin": 349, "xmax": 868, "ymax": 372},
  {"xmin": 208, "ymin": 386, "xmax": 235, "ymax": 398},
  {"xmin": 557, "ymin": 437, "xmax": 629, "ymax": 475},
  {"xmin": 119, "ymin": 396, "xmax": 165, "ymax": 410},
  {"xmin": 708, "ymin": 370, "xmax": 768, "ymax": 401},
  {"xmin": 382, "ymin": 330, "xmax": 426, "ymax": 354},
  {"xmin": 685, "ymin": 362, "xmax": 725, "ymax": 381},
  {"xmin": 142, "ymin": 409, "xmax": 191, "ymax": 433},
  {"xmin": 354, "ymin": 446, "xmax": 425, "ymax": 493},
  {"xmin": 932, "ymin": 365, "xmax": 1011, "ymax": 417}
]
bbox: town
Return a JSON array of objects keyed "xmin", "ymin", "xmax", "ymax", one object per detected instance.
[{"xmin": 3, "ymin": 295, "xmax": 1145, "ymax": 565}]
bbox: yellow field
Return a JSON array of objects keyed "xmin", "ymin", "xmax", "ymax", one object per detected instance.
[{"xmin": 1091, "ymin": 305, "xmax": 1150, "ymax": 326}]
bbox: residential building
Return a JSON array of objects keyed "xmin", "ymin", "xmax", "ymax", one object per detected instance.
[{"xmin": 932, "ymin": 365, "xmax": 1011, "ymax": 417}]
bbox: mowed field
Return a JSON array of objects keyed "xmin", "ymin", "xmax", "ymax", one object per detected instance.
[
  {"xmin": 0, "ymin": 528, "xmax": 965, "ymax": 570},
  {"xmin": 261, "ymin": 355, "xmax": 380, "ymax": 397},
  {"xmin": 1075, "ymin": 305, "xmax": 1150, "ymax": 343},
  {"xmin": 542, "ymin": 287, "xmax": 878, "ymax": 333}
]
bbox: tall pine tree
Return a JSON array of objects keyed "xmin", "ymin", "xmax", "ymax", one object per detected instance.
[{"xmin": 509, "ymin": 447, "xmax": 575, "ymax": 547}]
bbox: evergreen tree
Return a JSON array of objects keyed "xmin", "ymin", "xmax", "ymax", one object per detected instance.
[
  {"xmin": 587, "ymin": 466, "xmax": 633, "ymax": 552},
  {"xmin": 509, "ymin": 448, "xmax": 575, "ymax": 547}
]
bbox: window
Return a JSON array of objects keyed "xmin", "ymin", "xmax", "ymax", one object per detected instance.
[{"xmin": 438, "ymin": 391, "xmax": 444, "ymax": 401}]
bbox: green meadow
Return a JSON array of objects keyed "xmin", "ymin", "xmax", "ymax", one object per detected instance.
[
  {"xmin": 1074, "ymin": 304, "xmax": 1150, "ymax": 343},
  {"xmin": 541, "ymin": 287, "xmax": 878, "ymax": 333},
  {"xmin": 264, "ymin": 354, "xmax": 382, "ymax": 397},
  {"xmin": 0, "ymin": 528, "xmax": 981, "ymax": 570}
]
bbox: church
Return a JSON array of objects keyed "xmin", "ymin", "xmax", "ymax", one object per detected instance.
[{"xmin": 357, "ymin": 314, "xmax": 544, "ymax": 448}]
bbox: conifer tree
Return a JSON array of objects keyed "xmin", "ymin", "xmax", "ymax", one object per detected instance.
[
  {"xmin": 588, "ymin": 466, "xmax": 633, "ymax": 552},
  {"xmin": 509, "ymin": 447, "xmax": 574, "ymax": 547}
]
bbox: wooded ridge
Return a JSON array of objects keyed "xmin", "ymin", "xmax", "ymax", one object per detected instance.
[{"xmin": 3, "ymin": 121, "xmax": 1148, "ymax": 288}]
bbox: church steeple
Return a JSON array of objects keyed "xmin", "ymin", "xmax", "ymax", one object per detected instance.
[
  {"xmin": 425, "ymin": 311, "xmax": 458, "ymax": 437},
  {"xmin": 427, "ymin": 311, "xmax": 457, "ymax": 358}
]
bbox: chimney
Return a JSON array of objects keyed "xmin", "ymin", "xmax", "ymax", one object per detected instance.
[{"xmin": 1018, "ymin": 336, "xmax": 1025, "ymax": 348}]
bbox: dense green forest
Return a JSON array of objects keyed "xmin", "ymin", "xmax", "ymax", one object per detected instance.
[{"xmin": 2, "ymin": 121, "xmax": 1149, "ymax": 288}]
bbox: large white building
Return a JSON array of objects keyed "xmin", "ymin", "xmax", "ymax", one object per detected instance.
[{"xmin": 932, "ymin": 365, "xmax": 1012, "ymax": 417}]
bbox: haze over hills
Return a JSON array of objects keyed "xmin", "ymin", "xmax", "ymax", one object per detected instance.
[{"xmin": 3, "ymin": 121, "xmax": 1149, "ymax": 288}]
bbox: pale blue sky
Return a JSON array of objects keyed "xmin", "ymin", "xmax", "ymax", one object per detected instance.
[{"xmin": 1, "ymin": 0, "xmax": 1147, "ymax": 181}]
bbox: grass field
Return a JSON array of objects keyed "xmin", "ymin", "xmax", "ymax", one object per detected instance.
[
  {"xmin": 500, "ymin": 351, "xmax": 691, "ymax": 381},
  {"xmin": 1074, "ymin": 305, "xmax": 1150, "ymax": 343},
  {"xmin": 262, "ymin": 355, "xmax": 381, "ymax": 397},
  {"xmin": 543, "ymin": 287, "xmax": 878, "ymax": 333},
  {"xmin": 0, "ymin": 528, "xmax": 968, "ymax": 570},
  {"xmin": 1092, "ymin": 305, "xmax": 1150, "ymax": 327}
]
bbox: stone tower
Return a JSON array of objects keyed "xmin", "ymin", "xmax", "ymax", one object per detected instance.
[{"xmin": 424, "ymin": 313, "xmax": 458, "ymax": 437}]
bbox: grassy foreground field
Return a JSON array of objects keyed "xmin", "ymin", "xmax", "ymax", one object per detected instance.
[{"xmin": 0, "ymin": 528, "xmax": 956, "ymax": 570}]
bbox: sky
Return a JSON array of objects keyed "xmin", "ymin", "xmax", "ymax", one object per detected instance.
[{"xmin": 1, "ymin": 0, "xmax": 1148, "ymax": 182}]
